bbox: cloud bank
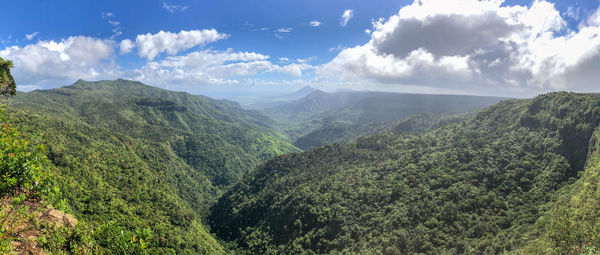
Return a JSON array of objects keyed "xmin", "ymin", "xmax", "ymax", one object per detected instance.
[
  {"xmin": 320, "ymin": 0, "xmax": 600, "ymax": 95},
  {"xmin": 135, "ymin": 29, "xmax": 228, "ymax": 60},
  {"xmin": 0, "ymin": 36, "xmax": 117, "ymax": 85},
  {"xmin": 4, "ymin": 1, "xmax": 600, "ymax": 96}
]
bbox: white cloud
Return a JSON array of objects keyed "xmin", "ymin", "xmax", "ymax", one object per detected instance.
[
  {"xmin": 340, "ymin": 9, "xmax": 354, "ymax": 27},
  {"xmin": 101, "ymin": 12, "xmax": 122, "ymax": 39},
  {"xmin": 329, "ymin": 45, "xmax": 346, "ymax": 52},
  {"xmin": 25, "ymin": 32, "xmax": 39, "ymax": 40},
  {"xmin": 566, "ymin": 6, "xmax": 580, "ymax": 21},
  {"xmin": 319, "ymin": 0, "xmax": 600, "ymax": 95},
  {"xmin": 162, "ymin": 2, "xmax": 187, "ymax": 13},
  {"xmin": 135, "ymin": 29, "xmax": 228, "ymax": 60},
  {"xmin": 130, "ymin": 49, "xmax": 312, "ymax": 85},
  {"xmin": 297, "ymin": 57, "xmax": 315, "ymax": 64},
  {"xmin": 119, "ymin": 39, "xmax": 135, "ymax": 55},
  {"xmin": 274, "ymin": 28, "xmax": 293, "ymax": 40},
  {"xmin": 587, "ymin": 6, "xmax": 600, "ymax": 27},
  {"xmin": 275, "ymin": 28, "xmax": 293, "ymax": 33},
  {"xmin": 0, "ymin": 36, "xmax": 117, "ymax": 85},
  {"xmin": 309, "ymin": 21, "xmax": 321, "ymax": 27},
  {"xmin": 101, "ymin": 12, "xmax": 113, "ymax": 19}
]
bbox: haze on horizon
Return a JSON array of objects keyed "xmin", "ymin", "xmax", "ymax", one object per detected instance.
[{"xmin": 1, "ymin": 0, "xmax": 600, "ymax": 100}]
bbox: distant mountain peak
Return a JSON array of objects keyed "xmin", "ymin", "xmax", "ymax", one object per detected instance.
[
  {"xmin": 306, "ymin": 89, "xmax": 328, "ymax": 97},
  {"xmin": 296, "ymin": 86, "xmax": 316, "ymax": 93}
]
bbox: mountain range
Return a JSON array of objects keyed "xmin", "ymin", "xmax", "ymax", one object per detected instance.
[{"xmin": 3, "ymin": 80, "xmax": 600, "ymax": 254}]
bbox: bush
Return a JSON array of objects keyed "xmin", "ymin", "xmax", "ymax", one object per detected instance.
[{"xmin": 0, "ymin": 106, "xmax": 50, "ymax": 197}]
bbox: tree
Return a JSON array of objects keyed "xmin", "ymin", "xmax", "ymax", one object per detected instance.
[{"xmin": 0, "ymin": 57, "xmax": 16, "ymax": 97}]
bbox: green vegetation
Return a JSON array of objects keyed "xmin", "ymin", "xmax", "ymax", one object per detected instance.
[
  {"xmin": 210, "ymin": 92, "xmax": 600, "ymax": 254},
  {"xmin": 0, "ymin": 57, "xmax": 16, "ymax": 97},
  {"xmin": 260, "ymin": 90, "xmax": 504, "ymax": 149},
  {"xmin": 294, "ymin": 112, "xmax": 473, "ymax": 150},
  {"xmin": 523, "ymin": 125, "xmax": 600, "ymax": 254},
  {"xmin": 0, "ymin": 107, "xmax": 50, "ymax": 197},
  {"xmin": 4, "ymin": 79, "xmax": 298, "ymax": 254},
  {"xmin": 6, "ymin": 76, "xmax": 600, "ymax": 254}
]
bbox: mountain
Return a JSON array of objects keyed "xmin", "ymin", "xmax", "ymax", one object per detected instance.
[
  {"xmin": 261, "ymin": 90, "xmax": 506, "ymax": 148},
  {"xmin": 210, "ymin": 92, "xmax": 600, "ymax": 254},
  {"xmin": 260, "ymin": 90, "xmax": 369, "ymax": 123},
  {"xmin": 5, "ymin": 79, "xmax": 298, "ymax": 254},
  {"xmin": 243, "ymin": 86, "xmax": 317, "ymax": 110},
  {"xmin": 279, "ymin": 86, "xmax": 317, "ymax": 101},
  {"xmin": 293, "ymin": 112, "xmax": 473, "ymax": 150}
]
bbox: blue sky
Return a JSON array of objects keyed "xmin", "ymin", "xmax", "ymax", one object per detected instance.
[{"xmin": 1, "ymin": 0, "xmax": 600, "ymax": 99}]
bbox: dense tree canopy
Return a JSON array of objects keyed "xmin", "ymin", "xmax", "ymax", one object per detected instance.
[
  {"xmin": 4, "ymin": 79, "xmax": 298, "ymax": 254},
  {"xmin": 5, "ymin": 77, "xmax": 600, "ymax": 254},
  {"xmin": 211, "ymin": 92, "xmax": 600, "ymax": 254},
  {"xmin": 0, "ymin": 57, "xmax": 16, "ymax": 97}
]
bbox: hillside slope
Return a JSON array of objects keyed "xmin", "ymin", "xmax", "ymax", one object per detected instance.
[
  {"xmin": 293, "ymin": 112, "xmax": 473, "ymax": 150},
  {"xmin": 210, "ymin": 92, "xmax": 600, "ymax": 254},
  {"xmin": 262, "ymin": 90, "xmax": 505, "ymax": 147},
  {"xmin": 523, "ymin": 124, "xmax": 600, "ymax": 254},
  {"xmin": 5, "ymin": 79, "xmax": 298, "ymax": 254}
]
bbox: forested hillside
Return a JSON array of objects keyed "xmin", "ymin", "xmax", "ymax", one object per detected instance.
[
  {"xmin": 4, "ymin": 79, "xmax": 298, "ymax": 254},
  {"xmin": 210, "ymin": 92, "xmax": 600, "ymax": 254},
  {"xmin": 524, "ymin": 124, "xmax": 600, "ymax": 254},
  {"xmin": 260, "ymin": 90, "xmax": 505, "ymax": 148},
  {"xmin": 293, "ymin": 112, "xmax": 473, "ymax": 150}
]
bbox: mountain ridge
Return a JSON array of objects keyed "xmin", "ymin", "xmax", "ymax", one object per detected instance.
[
  {"xmin": 4, "ymin": 79, "xmax": 299, "ymax": 254},
  {"xmin": 210, "ymin": 91, "xmax": 600, "ymax": 254}
]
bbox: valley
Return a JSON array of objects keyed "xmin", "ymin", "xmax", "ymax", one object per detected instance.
[
  {"xmin": 2, "ymin": 79, "xmax": 600, "ymax": 254},
  {"xmin": 3, "ymin": 1, "xmax": 600, "ymax": 253}
]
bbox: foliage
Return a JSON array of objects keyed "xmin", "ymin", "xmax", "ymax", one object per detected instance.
[
  {"xmin": 4, "ymin": 79, "xmax": 298, "ymax": 254},
  {"xmin": 0, "ymin": 58, "xmax": 16, "ymax": 97},
  {"xmin": 0, "ymin": 106, "xmax": 50, "ymax": 197},
  {"xmin": 211, "ymin": 92, "xmax": 600, "ymax": 254},
  {"xmin": 293, "ymin": 112, "xmax": 473, "ymax": 150},
  {"xmin": 0, "ymin": 194, "xmax": 39, "ymax": 253},
  {"xmin": 38, "ymin": 219, "xmax": 155, "ymax": 255},
  {"xmin": 524, "ymin": 125, "xmax": 600, "ymax": 254},
  {"xmin": 261, "ymin": 90, "xmax": 503, "ymax": 149}
]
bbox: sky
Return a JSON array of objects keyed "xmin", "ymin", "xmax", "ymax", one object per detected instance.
[{"xmin": 1, "ymin": 0, "xmax": 600, "ymax": 99}]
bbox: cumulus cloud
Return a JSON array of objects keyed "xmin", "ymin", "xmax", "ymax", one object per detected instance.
[
  {"xmin": 25, "ymin": 32, "xmax": 39, "ymax": 40},
  {"xmin": 135, "ymin": 29, "xmax": 228, "ymax": 60},
  {"xmin": 340, "ymin": 9, "xmax": 354, "ymax": 27},
  {"xmin": 309, "ymin": 21, "xmax": 321, "ymax": 27},
  {"xmin": 0, "ymin": 36, "xmax": 117, "ymax": 85},
  {"xmin": 130, "ymin": 49, "xmax": 312, "ymax": 85},
  {"xmin": 319, "ymin": 0, "xmax": 600, "ymax": 95},
  {"xmin": 119, "ymin": 39, "xmax": 135, "ymax": 55}
]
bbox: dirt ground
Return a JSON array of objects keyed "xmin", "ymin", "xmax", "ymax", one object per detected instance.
[{"xmin": 2, "ymin": 196, "xmax": 77, "ymax": 255}]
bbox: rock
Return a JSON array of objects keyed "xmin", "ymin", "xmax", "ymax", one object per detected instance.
[{"xmin": 39, "ymin": 207, "xmax": 78, "ymax": 229}]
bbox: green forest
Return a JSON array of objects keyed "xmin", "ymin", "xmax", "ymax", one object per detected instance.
[
  {"xmin": 2, "ymin": 77, "xmax": 600, "ymax": 254},
  {"xmin": 211, "ymin": 92, "xmax": 600, "ymax": 254},
  {"xmin": 1, "ymin": 79, "xmax": 297, "ymax": 254},
  {"xmin": 3, "ymin": 0, "xmax": 600, "ymax": 254},
  {"xmin": 257, "ymin": 90, "xmax": 503, "ymax": 149}
]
